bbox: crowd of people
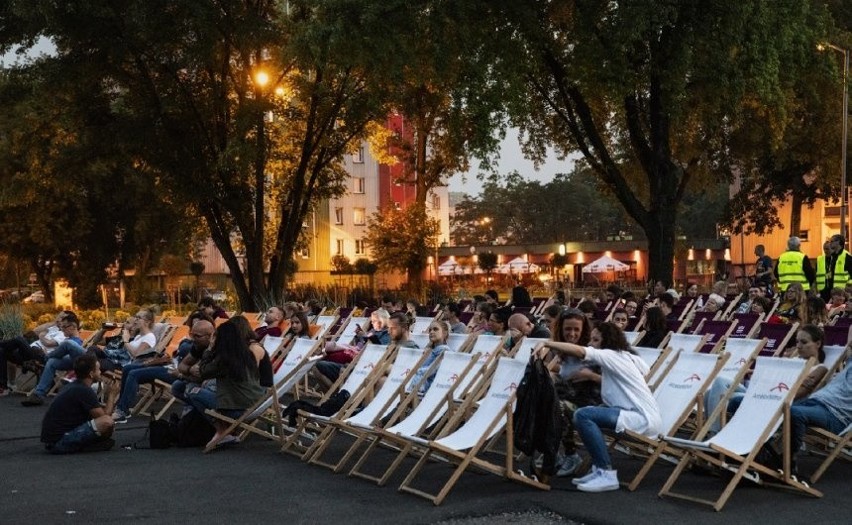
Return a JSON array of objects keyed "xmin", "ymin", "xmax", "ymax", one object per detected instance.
[{"xmin": 0, "ymin": 273, "xmax": 849, "ymax": 499}]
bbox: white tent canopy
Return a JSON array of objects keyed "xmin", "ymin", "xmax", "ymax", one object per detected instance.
[
  {"xmin": 582, "ymin": 255, "xmax": 629, "ymax": 274},
  {"xmin": 497, "ymin": 257, "xmax": 540, "ymax": 274}
]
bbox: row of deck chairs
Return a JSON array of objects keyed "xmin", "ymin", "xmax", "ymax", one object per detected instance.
[{"xmin": 200, "ymin": 331, "xmax": 553, "ymax": 505}]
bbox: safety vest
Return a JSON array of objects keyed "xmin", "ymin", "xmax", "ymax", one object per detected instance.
[
  {"xmin": 829, "ymin": 251, "xmax": 851, "ymax": 289},
  {"xmin": 816, "ymin": 255, "xmax": 827, "ymax": 291},
  {"xmin": 777, "ymin": 250, "xmax": 808, "ymax": 291}
]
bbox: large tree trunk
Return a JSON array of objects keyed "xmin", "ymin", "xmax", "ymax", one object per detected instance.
[
  {"xmin": 643, "ymin": 207, "xmax": 677, "ymax": 285},
  {"xmin": 789, "ymin": 192, "xmax": 803, "ymax": 237}
]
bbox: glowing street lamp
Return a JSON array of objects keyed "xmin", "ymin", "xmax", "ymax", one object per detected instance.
[{"xmin": 254, "ymin": 70, "xmax": 270, "ymax": 88}]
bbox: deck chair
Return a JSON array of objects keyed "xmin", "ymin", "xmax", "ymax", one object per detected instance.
[
  {"xmin": 659, "ymin": 356, "xmax": 822, "ymax": 511},
  {"xmin": 303, "ymin": 347, "xmax": 431, "ymax": 467},
  {"xmin": 611, "ymin": 351, "xmax": 729, "ymax": 491},
  {"xmin": 204, "ymin": 342, "xmax": 323, "ymax": 452},
  {"xmin": 396, "ymin": 357, "xmax": 549, "ymax": 505},
  {"xmin": 453, "ymin": 334, "xmax": 505, "ymax": 400},
  {"xmin": 720, "ymin": 293, "xmax": 743, "ymax": 319},
  {"xmin": 821, "ymin": 324, "xmax": 848, "ymax": 347},
  {"xmin": 509, "ymin": 337, "xmax": 549, "ymax": 363},
  {"xmin": 754, "ymin": 322, "xmax": 799, "ymax": 356},
  {"xmin": 814, "ymin": 345, "xmax": 849, "ymax": 390},
  {"xmin": 729, "ymin": 313, "xmax": 763, "ymax": 338},
  {"xmin": 312, "ymin": 315, "xmax": 340, "ymax": 340},
  {"xmin": 347, "ymin": 352, "xmax": 482, "ymax": 484},
  {"xmin": 279, "ymin": 343, "xmax": 396, "ymax": 456},
  {"xmin": 623, "ymin": 330, "xmax": 645, "ymax": 346},
  {"xmin": 633, "ymin": 346, "xmax": 674, "ymax": 387},
  {"xmin": 409, "ymin": 333, "xmax": 473, "ymax": 355},
  {"xmin": 665, "ymin": 332, "xmax": 711, "ymax": 354},
  {"xmin": 411, "ymin": 316, "xmax": 436, "ymax": 334},
  {"xmin": 805, "ymin": 422, "xmax": 852, "ymax": 484},
  {"xmin": 665, "ymin": 318, "xmax": 687, "ymax": 334},
  {"xmin": 694, "ymin": 320, "xmax": 737, "ymax": 353},
  {"xmin": 688, "ymin": 311, "xmax": 721, "ymax": 333},
  {"xmin": 336, "ymin": 317, "xmax": 370, "ymax": 342}
]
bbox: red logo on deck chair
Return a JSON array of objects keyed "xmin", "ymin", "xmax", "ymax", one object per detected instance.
[
  {"xmin": 736, "ymin": 358, "xmax": 748, "ymax": 365},
  {"xmin": 683, "ymin": 374, "xmax": 701, "ymax": 383},
  {"xmin": 504, "ymin": 382, "xmax": 517, "ymax": 392},
  {"xmin": 770, "ymin": 382, "xmax": 790, "ymax": 393},
  {"xmin": 399, "ymin": 368, "xmax": 410, "ymax": 377},
  {"xmin": 362, "ymin": 362, "xmax": 375, "ymax": 370},
  {"xmin": 448, "ymin": 373, "xmax": 459, "ymax": 383}
]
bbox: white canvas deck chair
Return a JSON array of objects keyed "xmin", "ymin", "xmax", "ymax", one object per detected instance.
[
  {"xmin": 336, "ymin": 317, "xmax": 370, "ymax": 343},
  {"xmin": 203, "ymin": 338, "xmax": 322, "ymax": 452},
  {"xmin": 409, "ymin": 333, "xmax": 472, "ymax": 354},
  {"xmin": 347, "ymin": 352, "xmax": 481, "ymax": 484},
  {"xmin": 659, "ymin": 356, "xmax": 822, "ymax": 511},
  {"xmin": 303, "ymin": 346, "xmax": 431, "ymax": 467},
  {"xmin": 411, "ymin": 316, "xmax": 436, "ymax": 334},
  {"xmin": 632, "ymin": 346, "xmax": 674, "ymax": 387},
  {"xmin": 280, "ymin": 343, "xmax": 395, "ymax": 456},
  {"xmin": 623, "ymin": 330, "xmax": 645, "ymax": 346},
  {"xmin": 397, "ymin": 357, "xmax": 549, "ymax": 505},
  {"xmin": 510, "ymin": 337, "xmax": 549, "ymax": 363},
  {"xmin": 648, "ymin": 333, "xmax": 710, "ymax": 388},
  {"xmin": 453, "ymin": 334, "xmax": 505, "ymax": 401},
  {"xmin": 611, "ymin": 351, "xmax": 729, "ymax": 491},
  {"xmin": 311, "ymin": 315, "xmax": 339, "ymax": 340},
  {"xmin": 805, "ymin": 422, "xmax": 852, "ymax": 484}
]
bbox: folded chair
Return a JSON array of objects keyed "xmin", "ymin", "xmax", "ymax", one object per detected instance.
[
  {"xmin": 303, "ymin": 347, "xmax": 431, "ymax": 467},
  {"xmin": 203, "ymin": 339, "xmax": 323, "ymax": 452},
  {"xmin": 659, "ymin": 356, "xmax": 822, "ymax": 511},
  {"xmin": 805, "ymin": 422, "xmax": 852, "ymax": 484},
  {"xmin": 611, "ymin": 351, "xmax": 729, "ymax": 491},
  {"xmin": 280, "ymin": 343, "xmax": 396, "ymax": 456},
  {"xmin": 397, "ymin": 357, "xmax": 549, "ymax": 505},
  {"xmin": 347, "ymin": 351, "xmax": 482, "ymax": 484}
]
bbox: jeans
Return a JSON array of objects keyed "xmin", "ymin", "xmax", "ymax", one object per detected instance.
[
  {"xmin": 46, "ymin": 420, "xmax": 104, "ymax": 454},
  {"xmin": 316, "ymin": 361, "xmax": 344, "ymax": 382},
  {"xmin": 574, "ymin": 406, "xmax": 621, "ymax": 469},
  {"xmin": 116, "ymin": 364, "xmax": 176, "ymax": 414},
  {"xmin": 171, "ymin": 380, "xmax": 217, "ymax": 418},
  {"xmin": 34, "ymin": 340, "xmax": 86, "ymax": 397},
  {"xmin": 789, "ymin": 398, "xmax": 846, "ymax": 453}
]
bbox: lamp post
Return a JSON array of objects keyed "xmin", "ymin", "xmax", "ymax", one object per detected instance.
[{"xmin": 819, "ymin": 43, "xmax": 849, "ymax": 240}]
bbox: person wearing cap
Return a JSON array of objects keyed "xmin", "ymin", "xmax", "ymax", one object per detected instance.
[
  {"xmin": 819, "ymin": 234, "xmax": 852, "ymax": 302},
  {"xmin": 774, "ymin": 236, "xmax": 814, "ymax": 293}
]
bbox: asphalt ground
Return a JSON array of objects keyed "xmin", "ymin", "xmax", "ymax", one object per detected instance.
[{"xmin": 0, "ymin": 392, "xmax": 848, "ymax": 525}]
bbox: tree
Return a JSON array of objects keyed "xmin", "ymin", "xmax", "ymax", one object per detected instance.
[
  {"xmin": 477, "ymin": 251, "xmax": 498, "ymax": 278},
  {"xmin": 478, "ymin": 0, "xmax": 834, "ymax": 284},
  {"xmin": 2, "ymin": 0, "xmax": 401, "ymax": 310},
  {"xmin": 364, "ymin": 205, "xmax": 440, "ymax": 285}
]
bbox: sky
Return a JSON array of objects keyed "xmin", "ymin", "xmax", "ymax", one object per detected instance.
[{"xmin": 3, "ymin": 38, "xmax": 574, "ymax": 198}]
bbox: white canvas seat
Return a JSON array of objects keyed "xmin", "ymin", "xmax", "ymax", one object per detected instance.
[
  {"xmin": 347, "ymin": 351, "xmax": 481, "ymax": 485},
  {"xmin": 623, "ymin": 330, "xmax": 645, "ymax": 346},
  {"xmin": 510, "ymin": 337, "xmax": 549, "ymax": 363},
  {"xmin": 659, "ymin": 356, "xmax": 822, "ymax": 511},
  {"xmin": 396, "ymin": 357, "xmax": 549, "ymax": 505},
  {"xmin": 311, "ymin": 315, "xmax": 339, "ymax": 339},
  {"xmin": 303, "ymin": 347, "xmax": 430, "ymax": 467},
  {"xmin": 633, "ymin": 346, "xmax": 674, "ymax": 387},
  {"xmin": 611, "ymin": 351, "xmax": 729, "ymax": 490},
  {"xmin": 411, "ymin": 316, "xmax": 436, "ymax": 334},
  {"xmin": 336, "ymin": 317, "xmax": 370, "ymax": 342}
]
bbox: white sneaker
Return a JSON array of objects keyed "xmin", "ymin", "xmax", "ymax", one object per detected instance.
[
  {"xmin": 577, "ymin": 468, "xmax": 619, "ymax": 492},
  {"xmin": 572, "ymin": 466, "xmax": 601, "ymax": 486}
]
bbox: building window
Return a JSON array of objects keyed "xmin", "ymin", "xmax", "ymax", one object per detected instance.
[
  {"xmin": 299, "ymin": 247, "xmax": 310, "ymax": 259},
  {"xmin": 355, "ymin": 239, "xmax": 366, "ymax": 255},
  {"xmin": 352, "ymin": 145, "xmax": 364, "ymax": 163},
  {"xmin": 334, "ymin": 207, "xmax": 343, "ymax": 225},
  {"xmin": 353, "ymin": 177, "xmax": 365, "ymax": 194},
  {"xmin": 353, "ymin": 207, "xmax": 366, "ymax": 225},
  {"xmin": 431, "ymin": 193, "xmax": 440, "ymax": 210},
  {"xmin": 335, "ymin": 239, "xmax": 344, "ymax": 255},
  {"xmin": 799, "ymin": 230, "xmax": 809, "ymax": 242}
]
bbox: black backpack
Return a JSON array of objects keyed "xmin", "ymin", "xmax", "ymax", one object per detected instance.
[{"xmin": 172, "ymin": 410, "xmax": 216, "ymax": 447}]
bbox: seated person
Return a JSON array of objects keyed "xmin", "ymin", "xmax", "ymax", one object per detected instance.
[
  {"xmin": 409, "ymin": 321, "xmax": 451, "ymax": 393},
  {"xmin": 21, "ymin": 314, "xmax": 86, "ymax": 406},
  {"xmin": 41, "ymin": 354, "xmax": 119, "ymax": 454},
  {"xmin": 314, "ymin": 309, "xmax": 391, "ymax": 390},
  {"xmin": 0, "ymin": 311, "xmax": 76, "ymax": 395},
  {"xmin": 771, "ymin": 282, "xmax": 807, "ymax": 324},
  {"xmin": 610, "ymin": 308, "xmax": 629, "ymax": 331},
  {"xmin": 189, "ymin": 297, "xmax": 229, "ymax": 324},
  {"xmin": 282, "ymin": 311, "xmax": 312, "ymax": 343},
  {"xmin": 170, "ymin": 319, "xmax": 216, "ymax": 416},
  {"xmin": 442, "ymin": 303, "xmax": 468, "ymax": 334},
  {"xmin": 255, "ymin": 306, "xmax": 285, "ymax": 340}
]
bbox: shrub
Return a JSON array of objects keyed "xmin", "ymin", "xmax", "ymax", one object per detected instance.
[{"xmin": 0, "ymin": 303, "xmax": 25, "ymax": 339}]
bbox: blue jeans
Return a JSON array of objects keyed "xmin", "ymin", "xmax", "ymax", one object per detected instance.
[
  {"xmin": 34, "ymin": 340, "xmax": 86, "ymax": 397},
  {"xmin": 116, "ymin": 364, "xmax": 175, "ymax": 413},
  {"xmin": 184, "ymin": 382, "xmax": 217, "ymax": 419},
  {"xmin": 790, "ymin": 398, "xmax": 846, "ymax": 453},
  {"xmin": 46, "ymin": 420, "xmax": 106, "ymax": 454},
  {"xmin": 574, "ymin": 406, "xmax": 621, "ymax": 469}
]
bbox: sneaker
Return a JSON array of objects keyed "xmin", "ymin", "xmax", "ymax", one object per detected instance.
[
  {"xmin": 572, "ymin": 466, "xmax": 601, "ymax": 486},
  {"xmin": 534, "ymin": 451, "xmax": 565, "ymax": 471},
  {"xmin": 111, "ymin": 409, "xmax": 129, "ymax": 424},
  {"xmin": 0, "ymin": 387, "xmax": 10, "ymax": 397},
  {"xmin": 21, "ymin": 394, "xmax": 45, "ymax": 406},
  {"xmin": 556, "ymin": 453, "xmax": 583, "ymax": 477},
  {"xmin": 577, "ymin": 468, "xmax": 620, "ymax": 493}
]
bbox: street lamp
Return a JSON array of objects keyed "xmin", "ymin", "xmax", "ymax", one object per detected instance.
[{"xmin": 819, "ymin": 42, "xmax": 849, "ymax": 241}]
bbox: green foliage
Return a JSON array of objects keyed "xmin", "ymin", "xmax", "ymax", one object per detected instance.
[
  {"xmin": 0, "ymin": 302, "xmax": 25, "ymax": 339},
  {"xmin": 353, "ymin": 258, "xmax": 378, "ymax": 275},
  {"xmin": 330, "ymin": 255, "xmax": 353, "ymax": 274},
  {"xmin": 365, "ymin": 205, "xmax": 440, "ymax": 282},
  {"xmin": 477, "ymin": 252, "xmax": 498, "ymax": 274}
]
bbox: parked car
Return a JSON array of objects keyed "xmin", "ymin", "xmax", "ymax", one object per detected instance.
[{"xmin": 202, "ymin": 289, "xmax": 228, "ymax": 303}]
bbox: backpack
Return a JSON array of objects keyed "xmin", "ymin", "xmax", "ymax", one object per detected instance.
[
  {"xmin": 512, "ymin": 356, "xmax": 561, "ymax": 476},
  {"xmin": 172, "ymin": 410, "xmax": 216, "ymax": 448}
]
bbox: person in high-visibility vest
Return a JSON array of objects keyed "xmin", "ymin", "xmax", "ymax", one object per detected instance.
[
  {"xmin": 821, "ymin": 234, "xmax": 852, "ymax": 302},
  {"xmin": 774, "ymin": 236, "xmax": 815, "ymax": 292},
  {"xmin": 816, "ymin": 241, "xmax": 831, "ymax": 297}
]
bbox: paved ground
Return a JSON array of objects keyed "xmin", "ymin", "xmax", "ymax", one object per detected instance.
[{"xmin": 0, "ymin": 394, "xmax": 848, "ymax": 525}]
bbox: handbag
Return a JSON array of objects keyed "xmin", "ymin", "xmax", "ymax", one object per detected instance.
[{"xmin": 148, "ymin": 417, "xmax": 175, "ymax": 449}]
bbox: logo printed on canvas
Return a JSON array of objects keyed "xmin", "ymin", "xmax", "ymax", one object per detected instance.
[
  {"xmin": 448, "ymin": 373, "xmax": 459, "ymax": 383},
  {"xmin": 683, "ymin": 373, "xmax": 702, "ymax": 383},
  {"xmin": 770, "ymin": 382, "xmax": 790, "ymax": 393}
]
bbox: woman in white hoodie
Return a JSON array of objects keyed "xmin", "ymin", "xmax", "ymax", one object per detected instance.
[{"xmin": 538, "ymin": 321, "xmax": 661, "ymax": 492}]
